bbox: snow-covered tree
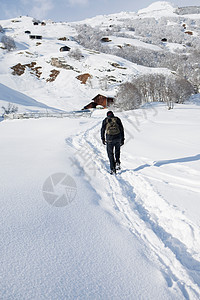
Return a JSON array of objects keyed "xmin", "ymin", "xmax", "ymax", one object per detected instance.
[
  {"xmin": 114, "ymin": 73, "xmax": 194, "ymax": 111},
  {"xmin": 1, "ymin": 35, "xmax": 16, "ymax": 51},
  {"xmin": 115, "ymin": 82, "xmax": 142, "ymax": 110}
]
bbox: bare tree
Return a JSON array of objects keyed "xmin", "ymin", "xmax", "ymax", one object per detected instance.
[{"xmin": 2, "ymin": 103, "xmax": 18, "ymax": 116}]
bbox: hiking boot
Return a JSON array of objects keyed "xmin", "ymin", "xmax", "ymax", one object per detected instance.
[
  {"xmin": 110, "ymin": 169, "xmax": 116, "ymax": 175},
  {"xmin": 116, "ymin": 162, "xmax": 121, "ymax": 170}
]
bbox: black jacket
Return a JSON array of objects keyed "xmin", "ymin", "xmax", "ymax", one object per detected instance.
[{"xmin": 101, "ymin": 115, "xmax": 124, "ymax": 142}]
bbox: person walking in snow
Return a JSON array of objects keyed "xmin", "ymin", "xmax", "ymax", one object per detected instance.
[{"xmin": 101, "ymin": 111, "xmax": 125, "ymax": 174}]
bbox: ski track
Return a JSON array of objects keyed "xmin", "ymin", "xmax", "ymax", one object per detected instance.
[{"xmin": 67, "ymin": 118, "xmax": 200, "ymax": 300}]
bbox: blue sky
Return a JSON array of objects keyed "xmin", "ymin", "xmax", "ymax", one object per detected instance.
[{"xmin": 0, "ymin": 0, "xmax": 200, "ymax": 22}]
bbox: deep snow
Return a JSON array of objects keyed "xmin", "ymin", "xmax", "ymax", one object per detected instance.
[
  {"xmin": 0, "ymin": 101, "xmax": 200, "ymax": 299},
  {"xmin": 0, "ymin": 116, "xmax": 177, "ymax": 299},
  {"xmin": 0, "ymin": 2, "xmax": 200, "ymax": 299}
]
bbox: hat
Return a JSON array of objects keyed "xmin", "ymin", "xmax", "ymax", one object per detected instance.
[{"xmin": 107, "ymin": 111, "xmax": 114, "ymax": 117}]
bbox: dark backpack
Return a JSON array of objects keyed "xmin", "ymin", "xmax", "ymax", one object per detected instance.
[{"xmin": 106, "ymin": 117, "xmax": 120, "ymax": 135}]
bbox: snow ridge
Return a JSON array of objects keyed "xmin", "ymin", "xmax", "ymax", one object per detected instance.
[{"xmin": 138, "ymin": 1, "xmax": 176, "ymax": 16}]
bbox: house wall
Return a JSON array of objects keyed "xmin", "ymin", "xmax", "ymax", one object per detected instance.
[{"xmin": 93, "ymin": 95, "xmax": 107, "ymax": 107}]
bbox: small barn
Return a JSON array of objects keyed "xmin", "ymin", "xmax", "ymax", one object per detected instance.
[
  {"xmin": 185, "ymin": 31, "xmax": 193, "ymax": 35},
  {"xmin": 60, "ymin": 46, "xmax": 71, "ymax": 52},
  {"xmin": 101, "ymin": 37, "xmax": 111, "ymax": 42},
  {"xmin": 83, "ymin": 94, "xmax": 114, "ymax": 110}
]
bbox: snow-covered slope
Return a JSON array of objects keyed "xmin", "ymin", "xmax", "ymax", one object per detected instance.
[
  {"xmin": 0, "ymin": 83, "xmax": 60, "ymax": 112},
  {"xmin": 0, "ymin": 2, "xmax": 200, "ymax": 299}
]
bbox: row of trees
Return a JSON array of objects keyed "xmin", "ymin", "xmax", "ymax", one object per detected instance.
[
  {"xmin": 75, "ymin": 15, "xmax": 200, "ymax": 53},
  {"xmin": 122, "ymin": 16, "xmax": 200, "ymax": 48},
  {"xmin": 114, "ymin": 73, "xmax": 194, "ymax": 110},
  {"xmin": 74, "ymin": 16, "xmax": 200, "ymax": 93},
  {"xmin": 110, "ymin": 45, "xmax": 200, "ymax": 89}
]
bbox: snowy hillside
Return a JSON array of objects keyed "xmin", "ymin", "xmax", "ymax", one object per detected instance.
[
  {"xmin": 0, "ymin": 2, "xmax": 200, "ymax": 299},
  {"xmin": 0, "ymin": 14, "xmax": 168, "ymax": 113},
  {"xmin": 0, "ymin": 1, "xmax": 200, "ymax": 113}
]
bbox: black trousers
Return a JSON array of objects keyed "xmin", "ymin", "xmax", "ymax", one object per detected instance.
[{"xmin": 106, "ymin": 139, "xmax": 121, "ymax": 170}]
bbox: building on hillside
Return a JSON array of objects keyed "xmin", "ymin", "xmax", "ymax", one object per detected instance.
[
  {"xmin": 60, "ymin": 46, "xmax": 71, "ymax": 52},
  {"xmin": 185, "ymin": 31, "xmax": 193, "ymax": 35},
  {"xmin": 29, "ymin": 35, "xmax": 42, "ymax": 40},
  {"xmin": 83, "ymin": 94, "xmax": 114, "ymax": 110},
  {"xmin": 92, "ymin": 94, "xmax": 114, "ymax": 107}
]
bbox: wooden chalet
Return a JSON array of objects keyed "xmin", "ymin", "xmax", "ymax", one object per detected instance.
[
  {"xmin": 92, "ymin": 94, "xmax": 114, "ymax": 107},
  {"xmin": 83, "ymin": 94, "xmax": 114, "ymax": 110}
]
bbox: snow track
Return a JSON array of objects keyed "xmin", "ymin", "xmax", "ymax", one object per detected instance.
[{"xmin": 68, "ymin": 117, "xmax": 200, "ymax": 300}]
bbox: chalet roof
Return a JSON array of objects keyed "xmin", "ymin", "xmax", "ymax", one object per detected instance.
[
  {"xmin": 92, "ymin": 94, "xmax": 114, "ymax": 100},
  {"xmin": 92, "ymin": 94, "xmax": 106, "ymax": 100}
]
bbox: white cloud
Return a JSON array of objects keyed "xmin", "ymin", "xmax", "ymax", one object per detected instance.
[
  {"xmin": 30, "ymin": 0, "xmax": 54, "ymax": 19},
  {"xmin": 68, "ymin": 0, "xmax": 89, "ymax": 6}
]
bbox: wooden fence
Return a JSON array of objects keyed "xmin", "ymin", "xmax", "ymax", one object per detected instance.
[{"xmin": 3, "ymin": 110, "xmax": 92, "ymax": 120}]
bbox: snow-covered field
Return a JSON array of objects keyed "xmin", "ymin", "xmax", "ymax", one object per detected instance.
[
  {"xmin": 1, "ymin": 1, "xmax": 200, "ymax": 299},
  {"xmin": 1, "ymin": 99, "xmax": 200, "ymax": 299}
]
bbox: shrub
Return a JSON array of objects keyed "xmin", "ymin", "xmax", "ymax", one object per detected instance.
[{"xmin": 68, "ymin": 48, "xmax": 83, "ymax": 60}]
